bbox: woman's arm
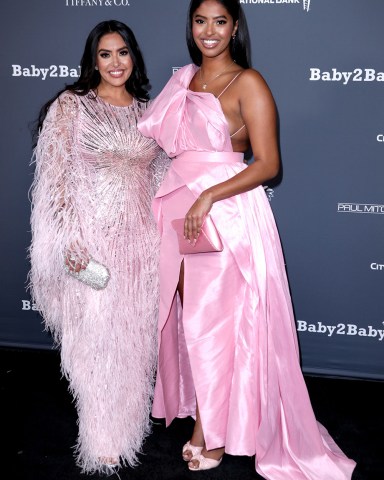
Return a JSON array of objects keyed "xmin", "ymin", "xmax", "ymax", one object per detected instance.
[
  {"xmin": 29, "ymin": 92, "xmax": 86, "ymax": 311},
  {"xmin": 184, "ymin": 69, "xmax": 280, "ymax": 240}
]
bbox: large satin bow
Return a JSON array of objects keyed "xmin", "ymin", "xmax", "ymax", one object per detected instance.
[{"xmin": 138, "ymin": 65, "xmax": 231, "ymax": 157}]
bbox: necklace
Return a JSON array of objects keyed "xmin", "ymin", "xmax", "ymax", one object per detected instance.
[{"xmin": 199, "ymin": 60, "xmax": 235, "ymax": 90}]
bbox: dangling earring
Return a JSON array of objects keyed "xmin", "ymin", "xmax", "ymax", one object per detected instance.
[{"xmin": 232, "ymin": 33, "xmax": 236, "ymax": 40}]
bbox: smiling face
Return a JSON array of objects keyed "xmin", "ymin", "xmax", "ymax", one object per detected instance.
[
  {"xmin": 95, "ymin": 32, "xmax": 133, "ymax": 89},
  {"xmin": 191, "ymin": 0, "xmax": 238, "ymax": 60}
]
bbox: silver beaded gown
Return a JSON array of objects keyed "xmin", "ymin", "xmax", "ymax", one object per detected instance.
[{"xmin": 29, "ymin": 91, "xmax": 169, "ymax": 473}]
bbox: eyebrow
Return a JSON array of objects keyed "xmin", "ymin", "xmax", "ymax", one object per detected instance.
[
  {"xmin": 97, "ymin": 46, "xmax": 128, "ymax": 53},
  {"xmin": 193, "ymin": 14, "xmax": 228, "ymax": 19}
]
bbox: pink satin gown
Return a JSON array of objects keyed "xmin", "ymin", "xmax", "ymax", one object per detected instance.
[{"xmin": 138, "ymin": 64, "xmax": 356, "ymax": 480}]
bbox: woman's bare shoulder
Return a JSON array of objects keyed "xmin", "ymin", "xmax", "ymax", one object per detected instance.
[
  {"xmin": 237, "ymin": 68, "xmax": 272, "ymax": 92},
  {"xmin": 234, "ymin": 68, "xmax": 275, "ymax": 106}
]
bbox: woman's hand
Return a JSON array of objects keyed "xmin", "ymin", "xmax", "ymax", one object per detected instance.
[
  {"xmin": 65, "ymin": 245, "xmax": 90, "ymax": 273},
  {"xmin": 184, "ymin": 191, "xmax": 214, "ymax": 242}
]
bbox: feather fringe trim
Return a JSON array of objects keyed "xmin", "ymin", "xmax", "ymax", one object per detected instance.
[{"xmin": 28, "ymin": 91, "xmax": 169, "ymax": 472}]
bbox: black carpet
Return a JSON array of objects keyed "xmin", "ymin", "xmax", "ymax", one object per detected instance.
[{"xmin": 1, "ymin": 347, "xmax": 383, "ymax": 480}]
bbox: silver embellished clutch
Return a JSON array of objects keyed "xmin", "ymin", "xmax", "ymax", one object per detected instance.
[{"xmin": 65, "ymin": 258, "xmax": 110, "ymax": 290}]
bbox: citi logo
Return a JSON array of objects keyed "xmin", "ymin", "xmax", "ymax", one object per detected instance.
[
  {"xmin": 377, "ymin": 134, "xmax": 384, "ymax": 142},
  {"xmin": 371, "ymin": 263, "xmax": 384, "ymax": 271}
]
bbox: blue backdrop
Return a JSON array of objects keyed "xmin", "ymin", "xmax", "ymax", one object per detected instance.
[{"xmin": 0, "ymin": 0, "xmax": 383, "ymax": 379}]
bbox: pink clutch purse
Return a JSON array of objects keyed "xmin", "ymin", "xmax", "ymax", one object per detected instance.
[{"xmin": 171, "ymin": 215, "xmax": 224, "ymax": 254}]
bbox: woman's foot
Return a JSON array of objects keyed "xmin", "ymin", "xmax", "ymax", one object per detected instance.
[
  {"xmin": 188, "ymin": 447, "xmax": 224, "ymax": 471},
  {"xmin": 183, "ymin": 405, "xmax": 205, "ymax": 462},
  {"xmin": 97, "ymin": 457, "xmax": 120, "ymax": 477},
  {"xmin": 182, "ymin": 441, "xmax": 204, "ymax": 462}
]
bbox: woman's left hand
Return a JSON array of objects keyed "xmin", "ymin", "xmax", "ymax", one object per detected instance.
[
  {"xmin": 65, "ymin": 244, "xmax": 90, "ymax": 273},
  {"xmin": 184, "ymin": 191, "xmax": 214, "ymax": 242}
]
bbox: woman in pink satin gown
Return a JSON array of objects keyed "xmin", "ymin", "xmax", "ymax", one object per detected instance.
[{"xmin": 138, "ymin": 1, "xmax": 356, "ymax": 478}]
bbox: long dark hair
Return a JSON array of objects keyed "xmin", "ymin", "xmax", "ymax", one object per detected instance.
[
  {"xmin": 186, "ymin": 0, "xmax": 251, "ymax": 68},
  {"xmin": 33, "ymin": 20, "xmax": 150, "ymax": 142}
]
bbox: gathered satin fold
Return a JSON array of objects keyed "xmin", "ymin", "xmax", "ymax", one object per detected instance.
[
  {"xmin": 137, "ymin": 65, "xmax": 356, "ymax": 480},
  {"xmin": 138, "ymin": 65, "xmax": 232, "ymax": 157}
]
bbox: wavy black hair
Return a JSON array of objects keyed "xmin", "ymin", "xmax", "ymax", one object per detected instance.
[
  {"xmin": 33, "ymin": 20, "xmax": 150, "ymax": 142},
  {"xmin": 186, "ymin": 0, "xmax": 251, "ymax": 68}
]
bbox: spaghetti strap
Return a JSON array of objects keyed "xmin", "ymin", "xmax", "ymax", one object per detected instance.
[
  {"xmin": 217, "ymin": 71, "xmax": 246, "ymax": 139},
  {"xmin": 230, "ymin": 124, "xmax": 246, "ymax": 138},
  {"xmin": 217, "ymin": 71, "xmax": 243, "ymax": 99}
]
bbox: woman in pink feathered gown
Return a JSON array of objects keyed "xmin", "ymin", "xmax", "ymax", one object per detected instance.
[
  {"xmin": 138, "ymin": 1, "xmax": 356, "ymax": 478},
  {"xmin": 29, "ymin": 21, "xmax": 169, "ymax": 474}
]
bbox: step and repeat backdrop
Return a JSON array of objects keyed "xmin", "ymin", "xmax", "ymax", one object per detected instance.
[{"xmin": 0, "ymin": 0, "xmax": 382, "ymax": 379}]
